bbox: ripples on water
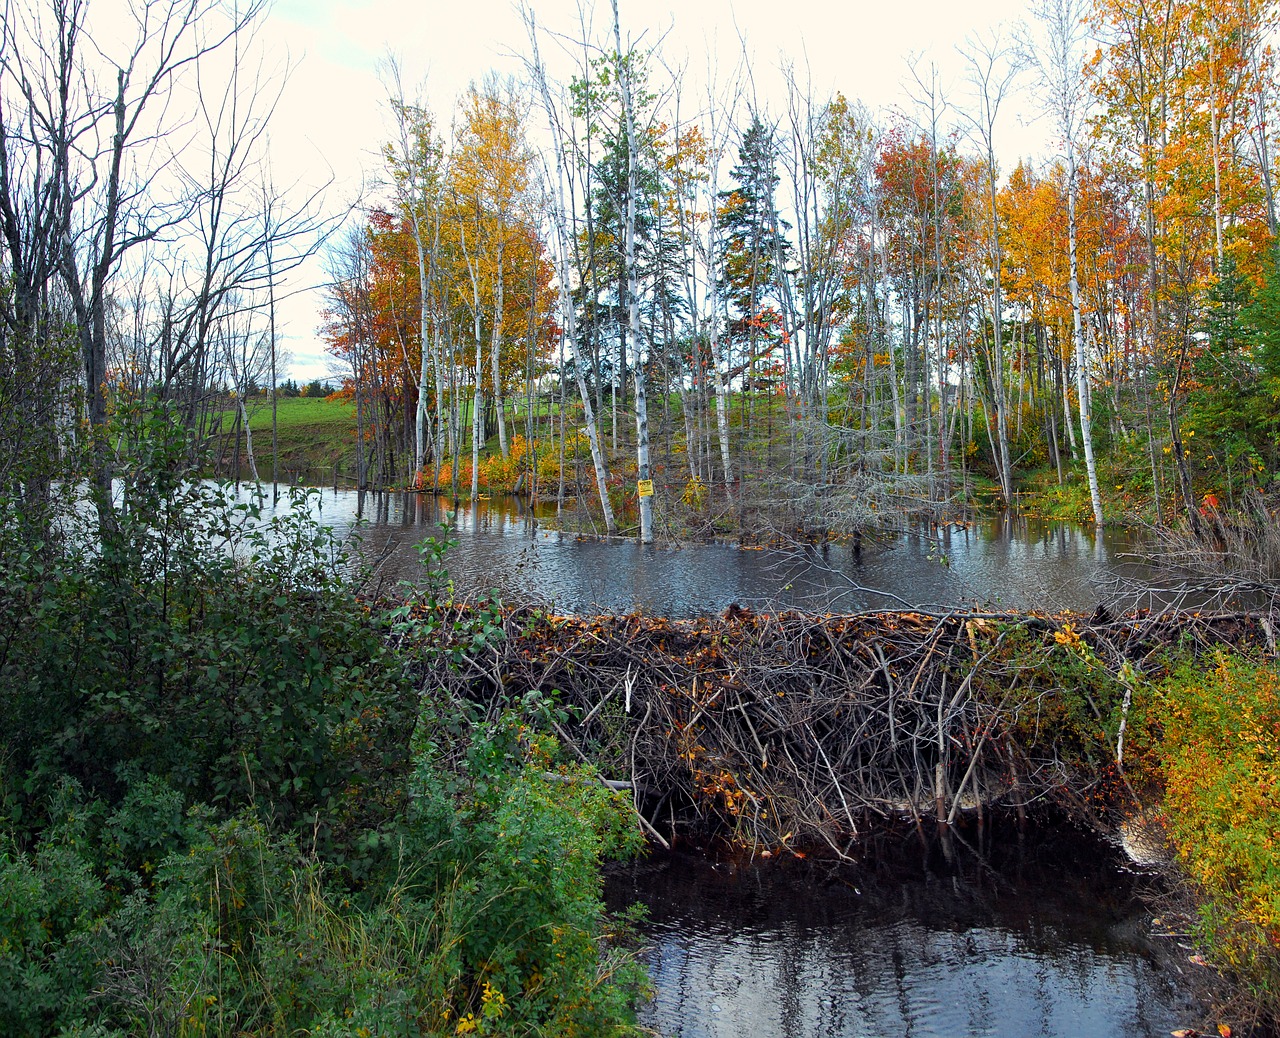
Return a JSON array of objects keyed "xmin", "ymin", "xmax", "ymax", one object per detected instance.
[
  {"xmin": 235, "ymin": 487, "xmax": 1206, "ymax": 617},
  {"xmin": 606, "ymin": 828, "xmax": 1195, "ymax": 1038}
]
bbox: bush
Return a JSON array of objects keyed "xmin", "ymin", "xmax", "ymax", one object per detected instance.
[
  {"xmin": 0, "ymin": 404, "xmax": 649, "ymax": 1037},
  {"xmin": 1160, "ymin": 652, "xmax": 1280, "ymax": 1023},
  {"xmin": 0, "ymin": 718, "xmax": 648, "ymax": 1037},
  {"xmin": 401, "ymin": 692, "xmax": 648, "ymax": 1035},
  {"xmin": 0, "ymin": 405, "xmax": 415, "ymax": 853},
  {"xmin": 0, "ymin": 783, "xmax": 105, "ymax": 1038},
  {"xmin": 0, "ymin": 409, "xmax": 645, "ymax": 1034}
]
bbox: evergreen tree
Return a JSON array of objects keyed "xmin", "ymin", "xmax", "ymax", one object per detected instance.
[{"xmin": 717, "ymin": 114, "xmax": 792, "ymax": 370}]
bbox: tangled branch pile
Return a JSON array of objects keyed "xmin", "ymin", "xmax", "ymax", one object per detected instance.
[{"xmin": 405, "ymin": 605, "xmax": 1275, "ymax": 855}]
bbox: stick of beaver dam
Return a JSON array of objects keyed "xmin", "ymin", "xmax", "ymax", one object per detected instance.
[
  {"xmin": 541, "ymin": 773, "xmax": 632, "ymax": 791},
  {"xmin": 807, "ymin": 722, "xmax": 858, "ymax": 838},
  {"xmin": 628, "ymin": 701, "xmax": 675, "ymax": 849},
  {"xmin": 548, "ymin": 715, "xmax": 672, "ymax": 850}
]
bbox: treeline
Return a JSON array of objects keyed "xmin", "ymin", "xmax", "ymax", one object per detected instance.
[
  {"xmin": 0, "ymin": 0, "xmax": 334, "ymax": 503},
  {"xmin": 325, "ymin": 0, "xmax": 1280, "ymax": 540},
  {"xmin": 4, "ymin": 0, "xmax": 1278, "ymax": 538}
]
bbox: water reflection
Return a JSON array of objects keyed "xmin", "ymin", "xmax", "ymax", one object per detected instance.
[
  {"xmin": 235, "ymin": 486, "xmax": 1221, "ymax": 617},
  {"xmin": 606, "ymin": 830, "xmax": 1194, "ymax": 1038}
]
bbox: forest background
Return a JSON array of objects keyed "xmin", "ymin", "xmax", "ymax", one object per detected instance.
[
  {"xmin": 6, "ymin": 0, "xmax": 1279, "ymax": 544},
  {"xmin": 276, "ymin": 0, "xmax": 1280, "ymax": 549}
]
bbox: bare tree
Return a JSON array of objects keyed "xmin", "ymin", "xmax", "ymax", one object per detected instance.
[
  {"xmin": 0, "ymin": 0, "xmax": 82, "ymax": 533},
  {"xmin": 156, "ymin": 33, "xmax": 336, "ymax": 451},
  {"xmin": 0, "ymin": 0, "xmax": 351, "ymax": 526},
  {"xmin": 699, "ymin": 66, "xmax": 741, "ymax": 510},
  {"xmin": 1023, "ymin": 0, "xmax": 1105, "ymax": 527},
  {"xmin": 323, "ymin": 224, "xmax": 375, "ymax": 488},
  {"xmin": 959, "ymin": 31, "xmax": 1021, "ymax": 508},
  {"xmin": 212, "ymin": 296, "xmax": 275, "ymax": 482},
  {"xmin": 66, "ymin": 0, "xmax": 266, "ymax": 508}
]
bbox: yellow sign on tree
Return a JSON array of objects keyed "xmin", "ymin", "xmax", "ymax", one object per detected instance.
[{"xmin": 637, "ymin": 479, "xmax": 654, "ymax": 498}]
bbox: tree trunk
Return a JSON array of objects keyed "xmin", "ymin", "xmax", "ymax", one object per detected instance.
[
  {"xmin": 613, "ymin": 0, "xmax": 652, "ymax": 543},
  {"xmin": 1067, "ymin": 147, "xmax": 1104, "ymax": 526}
]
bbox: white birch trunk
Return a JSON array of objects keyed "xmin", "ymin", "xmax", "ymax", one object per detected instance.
[
  {"xmin": 490, "ymin": 240, "xmax": 509, "ymax": 458},
  {"xmin": 237, "ymin": 396, "xmax": 259, "ymax": 483},
  {"xmin": 612, "ymin": 0, "xmax": 652, "ymax": 543},
  {"xmin": 1067, "ymin": 147, "xmax": 1105, "ymax": 526},
  {"xmin": 524, "ymin": 13, "xmax": 616, "ymax": 531}
]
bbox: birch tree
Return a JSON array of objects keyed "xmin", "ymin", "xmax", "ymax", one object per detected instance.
[
  {"xmin": 610, "ymin": 0, "xmax": 655, "ymax": 542},
  {"xmin": 382, "ymin": 63, "xmax": 445, "ymax": 477},
  {"xmin": 1025, "ymin": 0, "xmax": 1106, "ymax": 526},
  {"xmin": 960, "ymin": 32, "xmax": 1020, "ymax": 506},
  {"xmin": 524, "ymin": 7, "xmax": 617, "ymax": 532}
]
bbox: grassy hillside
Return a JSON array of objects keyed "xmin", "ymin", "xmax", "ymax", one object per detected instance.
[{"xmin": 215, "ymin": 396, "xmax": 358, "ymax": 482}]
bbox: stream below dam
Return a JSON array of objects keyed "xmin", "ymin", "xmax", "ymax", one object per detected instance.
[{"xmin": 606, "ymin": 827, "xmax": 1197, "ymax": 1038}]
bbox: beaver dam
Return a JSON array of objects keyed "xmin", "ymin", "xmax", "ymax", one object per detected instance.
[{"xmin": 404, "ymin": 604, "xmax": 1276, "ymax": 855}]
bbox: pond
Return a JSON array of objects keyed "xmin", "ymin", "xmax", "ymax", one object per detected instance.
[
  {"xmin": 246, "ymin": 486, "xmax": 1214, "ymax": 617},
  {"xmin": 606, "ymin": 827, "xmax": 1198, "ymax": 1038}
]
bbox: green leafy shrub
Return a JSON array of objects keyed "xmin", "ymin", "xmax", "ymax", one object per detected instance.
[
  {"xmin": 0, "ymin": 404, "xmax": 415, "ymax": 854},
  {"xmin": 402, "ymin": 692, "xmax": 649, "ymax": 1035},
  {"xmin": 0, "ymin": 405, "xmax": 649, "ymax": 1036},
  {"xmin": 970, "ymin": 622, "xmax": 1160, "ymax": 797},
  {"xmin": 0, "ymin": 782, "xmax": 106, "ymax": 1037},
  {"xmin": 1159, "ymin": 652, "xmax": 1280, "ymax": 1023}
]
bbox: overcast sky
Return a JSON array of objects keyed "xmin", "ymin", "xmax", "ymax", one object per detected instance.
[{"xmin": 250, "ymin": 0, "xmax": 1049, "ymax": 379}]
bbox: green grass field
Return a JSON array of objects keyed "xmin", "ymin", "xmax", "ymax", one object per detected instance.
[
  {"xmin": 240, "ymin": 395, "xmax": 355, "ymax": 431},
  {"xmin": 218, "ymin": 396, "xmax": 357, "ymax": 480}
]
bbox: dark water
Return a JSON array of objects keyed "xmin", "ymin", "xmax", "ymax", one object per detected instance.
[
  {"xmin": 606, "ymin": 829, "xmax": 1196, "ymax": 1038},
  {"xmin": 245, "ymin": 487, "xmax": 1206, "ymax": 617}
]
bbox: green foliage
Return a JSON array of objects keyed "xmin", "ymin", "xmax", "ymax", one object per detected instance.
[
  {"xmin": 402, "ymin": 691, "xmax": 648, "ymax": 1035},
  {"xmin": 973, "ymin": 622, "xmax": 1158, "ymax": 795},
  {"xmin": 0, "ymin": 783, "xmax": 105, "ymax": 1038},
  {"xmin": 1018, "ymin": 467, "xmax": 1099, "ymax": 522},
  {"xmin": 1244, "ymin": 252, "xmax": 1280, "ymax": 392},
  {"xmin": 0, "ymin": 404, "xmax": 415, "ymax": 852},
  {"xmin": 1181, "ymin": 259, "xmax": 1280, "ymax": 502},
  {"xmin": 1159, "ymin": 653, "xmax": 1280, "ymax": 1024},
  {"xmin": 0, "ymin": 404, "xmax": 649, "ymax": 1037},
  {"xmin": 0, "ymin": 714, "xmax": 647, "ymax": 1037},
  {"xmin": 385, "ymin": 525, "xmax": 506, "ymax": 670}
]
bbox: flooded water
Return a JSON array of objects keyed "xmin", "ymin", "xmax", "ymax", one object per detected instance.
[
  {"xmin": 245, "ymin": 486, "xmax": 1210, "ymax": 617},
  {"xmin": 606, "ymin": 828, "xmax": 1197, "ymax": 1038}
]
